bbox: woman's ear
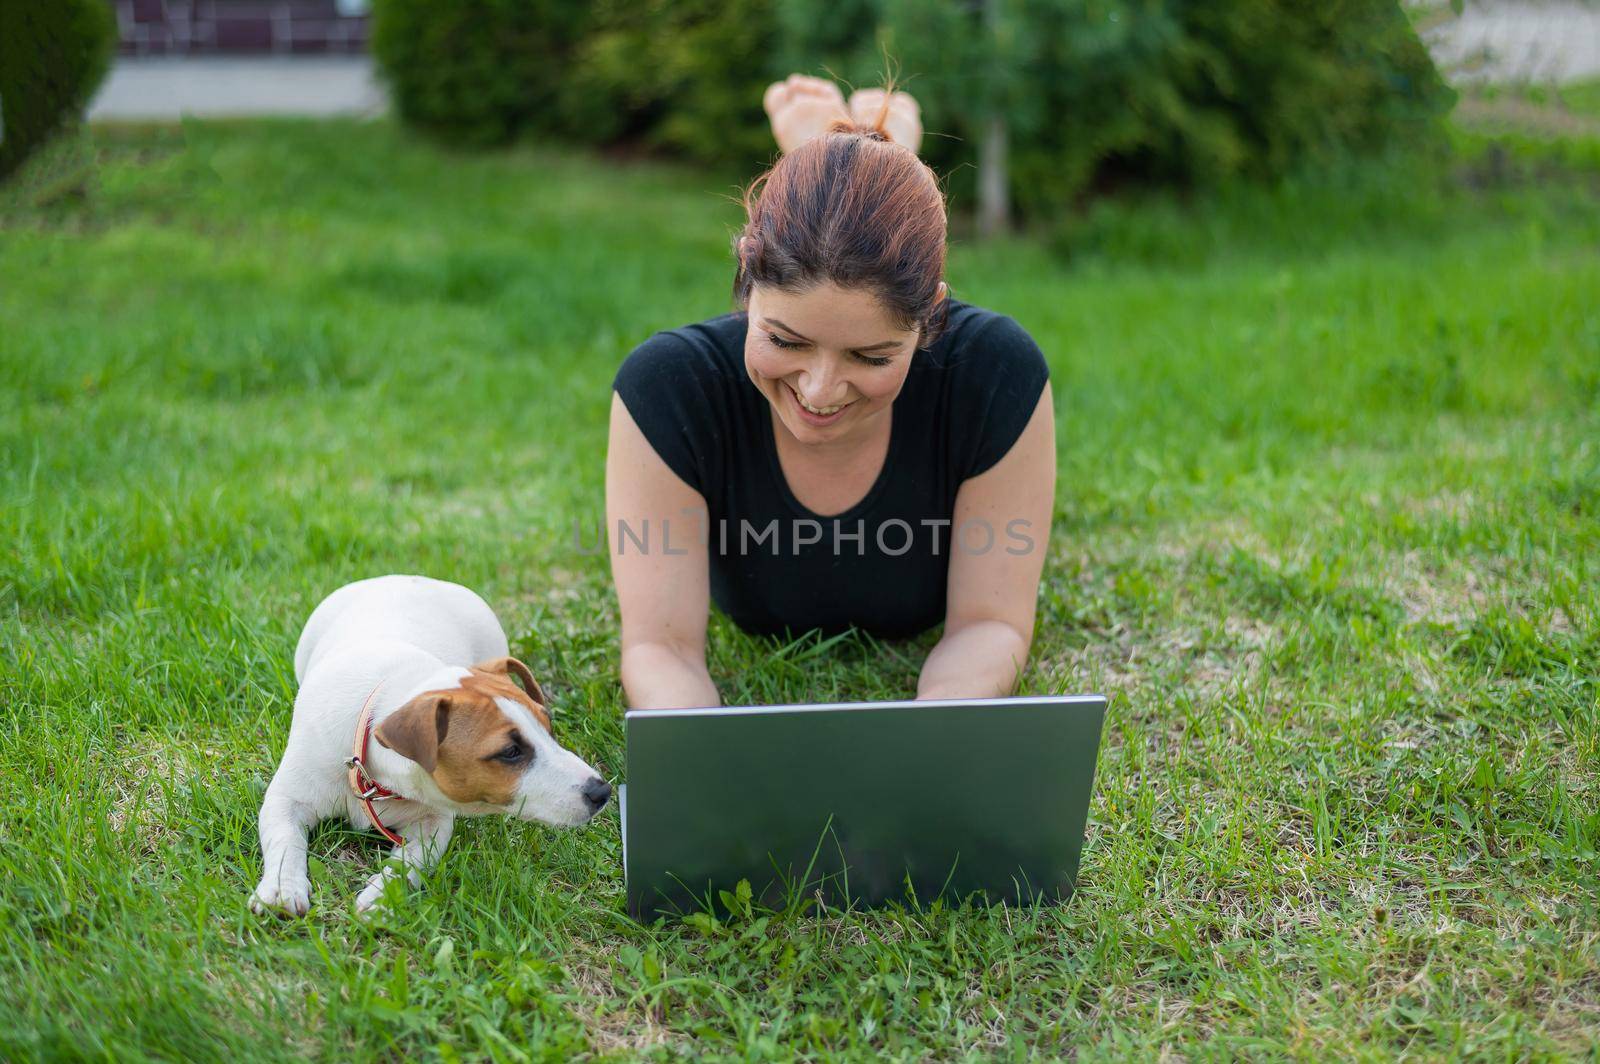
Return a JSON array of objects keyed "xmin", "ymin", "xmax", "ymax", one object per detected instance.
[{"xmin": 918, "ymin": 283, "xmax": 950, "ymax": 349}]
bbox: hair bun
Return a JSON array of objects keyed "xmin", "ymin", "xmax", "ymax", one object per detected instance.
[{"xmin": 827, "ymin": 119, "xmax": 890, "ymax": 143}]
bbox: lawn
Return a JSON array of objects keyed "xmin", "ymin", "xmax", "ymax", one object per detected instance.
[{"xmin": 2, "ymin": 118, "xmax": 1597, "ymax": 1059}]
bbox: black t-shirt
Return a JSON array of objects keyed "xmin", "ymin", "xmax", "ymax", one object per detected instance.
[{"xmin": 611, "ymin": 299, "xmax": 1050, "ymax": 640}]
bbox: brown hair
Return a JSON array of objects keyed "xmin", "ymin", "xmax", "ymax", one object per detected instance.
[{"xmin": 733, "ymin": 105, "xmax": 949, "ymax": 347}]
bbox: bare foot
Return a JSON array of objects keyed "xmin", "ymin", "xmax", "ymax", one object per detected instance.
[
  {"xmin": 848, "ymin": 89, "xmax": 922, "ymax": 154},
  {"xmin": 763, "ymin": 74, "xmax": 850, "ymax": 154}
]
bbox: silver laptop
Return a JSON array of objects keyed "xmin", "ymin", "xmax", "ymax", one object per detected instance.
[{"xmin": 620, "ymin": 694, "xmax": 1106, "ymax": 918}]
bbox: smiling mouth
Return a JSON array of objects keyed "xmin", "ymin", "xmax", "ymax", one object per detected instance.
[{"xmin": 786, "ymin": 383, "xmax": 853, "ymax": 417}]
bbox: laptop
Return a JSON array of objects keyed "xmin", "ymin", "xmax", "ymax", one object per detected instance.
[{"xmin": 620, "ymin": 694, "xmax": 1106, "ymax": 918}]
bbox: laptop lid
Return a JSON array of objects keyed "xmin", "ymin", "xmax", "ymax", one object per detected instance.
[{"xmin": 622, "ymin": 694, "xmax": 1106, "ymax": 918}]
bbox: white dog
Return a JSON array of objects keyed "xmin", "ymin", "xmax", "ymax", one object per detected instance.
[{"xmin": 251, "ymin": 574, "xmax": 610, "ymax": 916}]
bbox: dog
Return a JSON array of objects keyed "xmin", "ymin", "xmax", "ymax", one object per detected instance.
[{"xmin": 250, "ymin": 574, "xmax": 610, "ymax": 916}]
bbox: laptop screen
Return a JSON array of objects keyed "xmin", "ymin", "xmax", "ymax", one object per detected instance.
[{"xmin": 621, "ymin": 695, "xmax": 1106, "ymax": 917}]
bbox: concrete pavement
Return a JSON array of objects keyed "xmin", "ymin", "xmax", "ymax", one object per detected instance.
[{"xmin": 88, "ymin": 56, "xmax": 386, "ymax": 121}]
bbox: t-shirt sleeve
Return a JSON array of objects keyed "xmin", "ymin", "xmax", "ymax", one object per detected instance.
[
  {"xmin": 611, "ymin": 330, "xmax": 727, "ymax": 498},
  {"xmin": 956, "ymin": 313, "xmax": 1051, "ymax": 480}
]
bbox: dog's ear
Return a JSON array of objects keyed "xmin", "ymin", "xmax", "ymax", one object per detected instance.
[
  {"xmin": 373, "ymin": 693, "xmax": 451, "ymax": 773},
  {"xmin": 470, "ymin": 656, "xmax": 547, "ymax": 708}
]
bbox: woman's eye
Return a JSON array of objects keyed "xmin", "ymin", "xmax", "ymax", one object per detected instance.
[{"xmin": 768, "ymin": 330, "xmax": 889, "ymax": 365}]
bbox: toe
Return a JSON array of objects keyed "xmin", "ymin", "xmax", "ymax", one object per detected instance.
[
  {"xmin": 790, "ymin": 74, "xmax": 844, "ymax": 103},
  {"xmin": 763, "ymin": 80, "xmax": 790, "ymax": 118},
  {"xmin": 806, "ymin": 76, "xmax": 846, "ymax": 103}
]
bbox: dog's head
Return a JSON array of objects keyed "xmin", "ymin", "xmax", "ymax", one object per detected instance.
[{"xmin": 373, "ymin": 656, "xmax": 609, "ymax": 826}]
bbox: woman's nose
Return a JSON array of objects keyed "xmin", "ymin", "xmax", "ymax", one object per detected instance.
[{"xmin": 798, "ymin": 366, "xmax": 850, "ymax": 406}]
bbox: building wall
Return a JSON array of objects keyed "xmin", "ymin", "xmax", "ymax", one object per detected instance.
[{"xmin": 110, "ymin": 0, "xmax": 371, "ymax": 55}]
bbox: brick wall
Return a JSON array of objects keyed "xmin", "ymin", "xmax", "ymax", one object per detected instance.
[{"xmin": 111, "ymin": 0, "xmax": 371, "ymax": 55}]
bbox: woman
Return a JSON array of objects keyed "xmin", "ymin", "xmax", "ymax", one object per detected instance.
[{"xmin": 606, "ymin": 75, "xmax": 1055, "ymax": 710}]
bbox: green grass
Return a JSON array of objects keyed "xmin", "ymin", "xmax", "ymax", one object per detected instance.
[
  {"xmin": 1461, "ymin": 76, "xmax": 1600, "ymax": 122},
  {"xmin": 2, "ymin": 118, "xmax": 1598, "ymax": 1060}
]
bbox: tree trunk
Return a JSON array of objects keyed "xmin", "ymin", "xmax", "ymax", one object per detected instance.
[
  {"xmin": 977, "ymin": 0, "xmax": 1010, "ymax": 239},
  {"xmin": 977, "ymin": 110, "xmax": 1009, "ymax": 239}
]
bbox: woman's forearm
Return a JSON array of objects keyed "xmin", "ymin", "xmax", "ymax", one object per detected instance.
[
  {"xmin": 620, "ymin": 641, "xmax": 722, "ymax": 710},
  {"xmin": 915, "ymin": 620, "xmax": 1030, "ymax": 701}
]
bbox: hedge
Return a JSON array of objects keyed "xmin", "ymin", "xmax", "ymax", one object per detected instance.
[
  {"xmin": 371, "ymin": 0, "xmax": 1453, "ymax": 218},
  {"xmin": 0, "ymin": 0, "xmax": 117, "ymax": 182}
]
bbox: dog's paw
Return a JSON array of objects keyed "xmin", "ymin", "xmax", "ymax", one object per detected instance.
[
  {"xmin": 250, "ymin": 877, "xmax": 312, "ymax": 917},
  {"xmin": 355, "ymin": 871, "xmax": 399, "ymax": 917}
]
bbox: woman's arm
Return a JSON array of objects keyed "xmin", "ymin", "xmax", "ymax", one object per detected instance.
[
  {"xmin": 619, "ymin": 640, "xmax": 719, "ymax": 711},
  {"xmin": 605, "ymin": 392, "xmax": 721, "ymax": 710},
  {"xmin": 917, "ymin": 383, "xmax": 1056, "ymax": 700},
  {"xmin": 916, "ymin": 620, "xmax": 1033, "ymax": 702}
]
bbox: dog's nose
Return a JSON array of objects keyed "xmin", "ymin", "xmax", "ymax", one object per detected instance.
[{"xmin": 581, "ymin": 777, "xmax": 612, "ymax": 809}]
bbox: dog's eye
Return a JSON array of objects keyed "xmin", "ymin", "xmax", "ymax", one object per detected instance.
[{"xmin": 492, "ymin": 742, "xmax": 525, "ymax": 763}]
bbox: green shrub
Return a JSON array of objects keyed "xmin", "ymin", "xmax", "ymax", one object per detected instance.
[
  {"xmin": 371, "ymin": 0, "xmax": 1452, "ymax": 219},
  {"xmin": 371, "ymin": 0, "xmax": 597, "ymax": 147},
  {"xmin": 566, "ymin": 0, "xmax": 778, "ymax": 169},
  {"xmin": 374, "ymin": 0, "xmax": 778, "ymax": 169},
  {"xmin": 791, "ymin": 0, "xmax": 1454, "ymax": 219},
  {"xmin": 0, "ymin": 0, "xmax": 117, "ymax": 182}
]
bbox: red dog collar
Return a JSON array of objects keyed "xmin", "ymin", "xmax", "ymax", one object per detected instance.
[{"xmin": 346, "ymin": 682, "xmax": 407, "ymax": 847}]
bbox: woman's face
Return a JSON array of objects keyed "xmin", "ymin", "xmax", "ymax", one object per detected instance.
[{"xmin": 744, "ymin": 281, "xmax": 920, "ymax": 446}]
